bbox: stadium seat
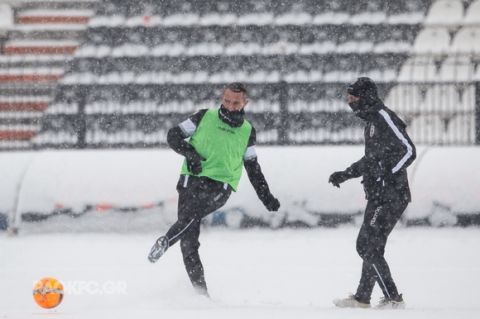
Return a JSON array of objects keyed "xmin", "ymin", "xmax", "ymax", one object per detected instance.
[
  {"xmin": 422, "ymin": 85, "xmax": 463, "ymax": 114},
  {"xmin": 237, "ymin": 13, "xmax": 274, "ymax": 25},
  {"xmin": 409, "ymin": 114, "xmax": 446, "ymax": 144},
  {"xmin": 413, "ymin": 27, "xmax": 450, "ymax": 54},
  {"xmin": 311, "ymin": 12, "xmax": 349, "ymax": 25},
  {"xmin": 459, "ymin": 85, "xmax": 476, "ymax": 111},
  {"xmin": 336, "ymin": 41, "xmax": 374, "ymax": 54},
  {"xmin": 425, "ymin": 0, "xmax": 464, "ymax": 26},
  {"xmin": 45, "ymin": 102, "xmax": 78, "ymax": 114},
  {"xmin": 275, "ymin": 12, "xmax": 312, "ymax": 25},
  {"xmin": 0, "ymin": 3, "xmax": 13, "ymax": 35},
  {"xmin": 464, "ymin": 0, "xmax": 480, "ymax": 25},
  {"xmin": 398, "ymin": 57, "xmax": 438, "ymax": 82},
  {"xmin": 385, "ymin": 84, "xmax": 424, "ymax": 113},
  {"xmin": 439, "ymin": 56, "xmax": 474, "ymax": 81},
  {"xmin": 374, "ymin": 41, "xmax": 412, "ymax": 53},
  {"xmin": 475, "ymin": 65, "xmax": 480, "ymax": 80},
  {"xmin": 446, "ymin": 114, "xmax": 476, "ymax": 144},
  {"xmin": 199, "ymin": 13, "xmax": 237, "ymax": 26},
  {"xmin": 350, "ymin": 11, "xmax": 386, "ymax": 25},
  {"xmin": 298, "ymin": 42, "xmax": 336, "ymax": 54},
  {"xmin": 387, "ymin": 12, "xmax": 425, "ymax": 24},
  {"xmin": 450, "ymin": 27, "xmax": 480, "ymax": 54}
]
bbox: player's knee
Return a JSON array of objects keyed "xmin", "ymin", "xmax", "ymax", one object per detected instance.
[
  {"xmin": 358, "ymin": 245, "xmax": 382, "ymax": 263},
  {"xmin": 356, "ymin": 244, "xmax": 369, "ymax": 260},
  {"xmin": 356, "ymin": 235, "xmax": 369, "ymax": 257}
]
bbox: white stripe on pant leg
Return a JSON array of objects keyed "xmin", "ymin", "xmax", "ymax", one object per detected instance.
[
  {"xmin": 183, "ymin": 175, "xmax": 189, "ymax": 188},
  {"xmin": 372, "ymin": 263, "xmax": 391, "ymax": 299},
  {"xmin": 169, "ymin": 219, "xmax": 195, "ymax": 243}
]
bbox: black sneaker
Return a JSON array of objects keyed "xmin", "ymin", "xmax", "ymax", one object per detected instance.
[
  {"xmin": 148, "ymin": 236, "xmax": 169, "ymax": 263},
  {"xmin": 193, "ymin": 285, "xmax": 210, "ymax": 298},
  {"xmin": 333, "ymin": 294, "xmax": 370, "ymax": 308},
  {"xmin": 376, "ymin": 294, "xmax": 405, "ymax": 309}
]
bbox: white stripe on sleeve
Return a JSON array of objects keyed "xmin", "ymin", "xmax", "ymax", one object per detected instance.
[
  {"xmin": 379, "ymin": 109, "xmax": 413, "ymax": 174},
  {"xmin": 244, "ymin": 145, "xmax": 257, "ymax": 161},
  {"xmin": 178, "ymin": 118, "xmax": 196, "ymax": 137}
]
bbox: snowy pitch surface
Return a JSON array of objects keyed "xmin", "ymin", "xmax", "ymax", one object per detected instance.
[{"xmin": 1, "ymin": 227, "xmax": 479, "ymax": 319}]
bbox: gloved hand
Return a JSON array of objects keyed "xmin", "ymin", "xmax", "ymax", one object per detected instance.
[
  {"xmin": 328, "ymin": 171, "xmax": 350, "ymax": 188},
  {"xmin": 185, "ymin": 151, "xmax": 205, "ymax": 175},
  {"xmin": 262, "ymin": 193, "xmax": 280, "ymax": 212}
]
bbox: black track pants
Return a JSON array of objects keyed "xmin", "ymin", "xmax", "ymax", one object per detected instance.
[
  {"xmin": 165, "ymin": 175, "xmax": 231, "ymax": 292},
  {"xmin": 355, "ymin": 197, "xmax": 408, "ymax": 303}
]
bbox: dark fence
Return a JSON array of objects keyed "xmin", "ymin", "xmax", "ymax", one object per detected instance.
[{"xmin": 0, "ymin": 81, "xmax": 478, "ymax": 150}]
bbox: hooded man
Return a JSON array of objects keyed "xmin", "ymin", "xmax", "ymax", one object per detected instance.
[{"xmin": 329, "ymin": 77, "xmax": 416, "ymax": 309}]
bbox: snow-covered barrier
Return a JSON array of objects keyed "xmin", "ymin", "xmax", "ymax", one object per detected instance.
[{"xmin": 0, "ymin": 146, "xmax": 479, "ymax": 232}]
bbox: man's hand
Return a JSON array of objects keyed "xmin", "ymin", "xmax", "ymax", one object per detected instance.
[
  {"xmin": 262, "ymin": 193, "xmax": 280, "ymax": 212},
  {"xmin": 185, "ymin": 151, "xmax": 205, "ymax": 175},
  {"xmin": 328, "ymin": 171, "xmax": 350, "ymax": 188}
]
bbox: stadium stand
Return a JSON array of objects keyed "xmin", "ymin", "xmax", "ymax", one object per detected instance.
[
  {"xmin": 32, "ymin": 0, "xmax": 432, "ymax": 147},
  {"xmin": 388, "ymin": 0, "xmax": 480, "ymax": 145},
  {"xmin": 0, "ymin": 0, "xmax": 479, "ymax": 148},
  {"xmin": 0, "ymin": 0, "xmax": 95, "ymax": 149}
]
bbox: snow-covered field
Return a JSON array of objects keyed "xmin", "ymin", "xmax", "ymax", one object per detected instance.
[{"xmin": 1, "ymin": 227, "xmax": 479, "ymax": 319}]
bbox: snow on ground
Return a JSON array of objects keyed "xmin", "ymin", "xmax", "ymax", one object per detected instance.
[{"xmin": 1, "ymin": 227, "xmax": 479, "ymax": 319}]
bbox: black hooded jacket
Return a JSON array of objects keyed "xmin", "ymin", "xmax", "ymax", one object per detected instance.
[{"xmin": 345, "ymin": 100, "xmax": 416, "ymax": 204}]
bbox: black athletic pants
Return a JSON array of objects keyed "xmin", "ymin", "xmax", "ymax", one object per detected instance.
[
  {"xmin": 354, "ymin": 196, "xmax": 408, "ymax": 303},
  {"xmin": 165, "ymin": 175, "xmax": 231, "ymax": 292}
]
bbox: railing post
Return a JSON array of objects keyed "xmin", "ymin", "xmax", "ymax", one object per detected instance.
[
  {"xmin": 76, "ymin": 91, "xmax": 87, "ymax": 149},
  {"xmin": 476, "ymin": 82, "xmax": 480, "ymax": 145},
  {"xmin": 278, "ymin": 81, "xmax": 289, "ymax": 145}
]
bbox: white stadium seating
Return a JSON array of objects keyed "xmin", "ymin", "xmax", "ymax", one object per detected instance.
[
  {"xmin": 425, "ymin": 0, "xmax": 464, "ymax": 26},
  {"xmin": 0, "ymin": 3, "xmax": 13, "ymax": 36},
  {"xmin": 413, "ymin": 27, "xmax": 451, "ymax": 54},
  {"xmin": 450, "ymin": 27, "xmax": 480, "ymax": 53},
  {"xmin": 439, "ymin": 56, "xmax": 475, "ymax": 81},
  {"xmin": 398, "ymin": 57, "xmax": 438, "ymax": 82},
  {"xmin": 464, "ymin": 0, "xmax": 480, "ymax": 25}
]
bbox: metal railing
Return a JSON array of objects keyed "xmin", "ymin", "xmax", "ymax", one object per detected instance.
[{"xmin": 0, "ymin": 81, "xmax": 479, "ymax": 150}]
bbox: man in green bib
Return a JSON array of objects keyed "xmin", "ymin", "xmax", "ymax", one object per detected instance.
[{"xmin": 148, "ymin": 82, "xmax": 280, "ymax": 296}]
